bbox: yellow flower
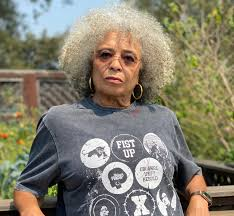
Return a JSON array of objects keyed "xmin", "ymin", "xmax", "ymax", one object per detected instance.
[{"xmin": 17, "ymin": 139, "xmax": 25, "ymax": 145}]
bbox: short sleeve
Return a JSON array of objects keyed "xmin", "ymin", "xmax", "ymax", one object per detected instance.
[
  {"xmin": 15, "ymin": 116, "xmax": 60, "ymax": 197},
  {"xmin": 171, "ymin": 112, "xmax": 202, "ymax": 192}
]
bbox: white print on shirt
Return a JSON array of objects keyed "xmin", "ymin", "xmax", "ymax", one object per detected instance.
[
  {"xmin": 80, "ymin": 133, "xmax": 179, "ymax": 215},
  {"xmin": 135, "ymin": 158, "xmax": 163, "ymax": 189},
  {"xmin": 89, "ymin": 194, "xmax": 120, "ymax": 216},
  {"xmin": 156, "ymin": 189, "xmax": 177, "ymax": 216},
  {"xmin": 111, "ymin": 134, "xmax": 143, "ymax": 162},
  {"xmin": 143, "ymin": 133, "xmax": 168, "ymax": 157},
  {"xmin": 102, "ymin": 162, "xmax": 133, "ymax": 194},
  {"xmin": 99, "ymin": 205, "xmax": 109, "ymax": 216},
  {"xmin": 143, "ymin": 133, "xmax": 174, "ymax": 179},
  {"xmin": 81, "ymin": 138, "xmax": 110, "ymax": 168},
  {"xmin": 124, "ymin": 189, "xmax": 156, "ymax": 216},
  {"xmin": 131, "ymin": 195, "xmax": 150, "ymax": 215}
]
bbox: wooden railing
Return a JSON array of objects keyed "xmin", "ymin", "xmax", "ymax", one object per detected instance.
[
  {"xmin": 0, "ymin": 70, "xmax": 78, "ymax": 113},
  {"xmin": 1, "ymin": 185, "xmax": 234, "ymax": 215},
  {"xmin": 196, "ymin": 159, "xmax": 234, "ymax": 186}
]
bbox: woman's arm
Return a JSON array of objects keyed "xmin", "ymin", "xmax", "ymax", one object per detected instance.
[
  {"xmin": 14, "ymin": 190, "xmax": 45, "ymax": 216},
  {"xmin": 185, "ymin": 175, "xmax": 210, "ymax": 216}
]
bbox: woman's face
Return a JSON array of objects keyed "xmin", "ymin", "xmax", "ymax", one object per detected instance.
[{"xmin": 92, "ymin": 31, "xmax": 142, "ymax": 100}]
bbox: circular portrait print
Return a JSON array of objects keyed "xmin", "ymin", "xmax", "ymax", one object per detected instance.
[
  {"xmin": 143, "ymin": 133, "xmax": 168, "ymax": 157},
  {"xmin": 102, "ymin": 162, "xmax": 133, "ymax": 194},
  {"xmin": 156, "ymin": 188, "xmax": 177, "ymax": 216},
  {"xmin": 89, "ymin": 194, "xmax": 120, "ymax": 216}
]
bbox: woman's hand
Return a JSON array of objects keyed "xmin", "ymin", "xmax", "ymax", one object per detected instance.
[
  {"xmin": 185, "ymin": 175, "xmax": 210, "ymax": 216},
  {"xmin": 20, "ymin": 207, "xmax": 45, "ymax": 216},
  {"xmin": 186, "ymin": 195, "xmax": 210, "ymax": 216}
]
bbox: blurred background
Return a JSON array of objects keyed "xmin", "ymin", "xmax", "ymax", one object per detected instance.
[{"xmin": 0, "ymin": 0, "xmax": 233, "ymax": 199}]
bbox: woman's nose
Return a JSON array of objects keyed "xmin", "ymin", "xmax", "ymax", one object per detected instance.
[{"xmin": 109, "ymin": 56, "xmax": 123, "ymax": 72}]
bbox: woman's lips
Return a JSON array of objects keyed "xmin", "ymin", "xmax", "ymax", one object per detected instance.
[{"xmin": 105, "ymin": 76, "xmax": 123, "ymax": 84}]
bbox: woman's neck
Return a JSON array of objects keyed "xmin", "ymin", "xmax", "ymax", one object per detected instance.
[{"xmin": 92, "ymin": 93, "xmax": 131, "ymax": 109}]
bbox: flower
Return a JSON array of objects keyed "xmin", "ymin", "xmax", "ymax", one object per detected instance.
[
  {"xmin": 14, "ymin": 112, "xmax": 23, "ymax": 118},
  {"xmin": 0, "ymin": 133, "xmax": 9, "ymax": 139},
  {"xmin": 17, "ymin": 139, "xmax": 25, "ymax": 145}
]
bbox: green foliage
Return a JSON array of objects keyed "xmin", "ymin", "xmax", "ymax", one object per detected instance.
[
  {"xmin": 0, "ymin": 85, "xmax": 23, "ymax": 113},
  {"xmin": 0, "ymin": 110, "xmax": 38, "ymax": 163},
  {"xmin": 0, "ymin": 150, "xmax": 57, "ymax": 199},
  {"xmin": 126, "ymin": 0, "xmax": 234, "ymax": 159},
  {"xmin": 0, "ymin": 106, "xmax": 58, "ymax": 198},
  {"xmin": 47, "ymin": 184, "xmax": 58, "ymax": 197},
  {"xmin": 0, "ymin": 151, "xmax": 28, "ymax": 198},
  {"xmin": 0, "ymin": 31, "xmax": 64, "ymax": 69},
  {"xmin": 0, "ymin": 0, "xmax": 21, "ymax": 36},
  {"xmin": 0, "ymin": 0, "xmax": 71, "ymax": 69}
]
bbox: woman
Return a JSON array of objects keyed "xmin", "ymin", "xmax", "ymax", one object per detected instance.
[{"xmin": 14, "ymin": 4, "xmax": 211, "ymax": 216}]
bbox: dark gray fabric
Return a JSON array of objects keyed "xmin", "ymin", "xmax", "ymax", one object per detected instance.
[{"xmin": 15, "ymin": 97, "xmax": 201, "ymax": 216}]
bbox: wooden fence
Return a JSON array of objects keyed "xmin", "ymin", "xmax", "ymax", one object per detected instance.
[{"xmin": 0, "ymin": 70, "xmax": 78, "ymax": 113}]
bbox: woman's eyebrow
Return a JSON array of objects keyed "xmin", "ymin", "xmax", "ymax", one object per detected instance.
[
  {"xmin": 122, "ymin": 49, "xmax": 138, "ymax": 58},
  {"xmin": 96, "ymin": 48, "xmax": 114, "ymax": 53},
  {"xmin": 96, "ymin": 48, "xmax": 139, "ymax": 58}
]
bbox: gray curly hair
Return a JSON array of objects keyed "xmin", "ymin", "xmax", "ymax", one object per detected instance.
[{"xmin": 59, "ymin": 4, "xmax": 174, "ymax": 103}]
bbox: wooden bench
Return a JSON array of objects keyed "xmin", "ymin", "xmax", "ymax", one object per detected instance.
[
  {"xmin": 210, "ymin": 211, "xmax": 234, "ymax": 216},
  {"xmin": 1, "ymin": 185, "xmax": 234, "ymax": 215}
]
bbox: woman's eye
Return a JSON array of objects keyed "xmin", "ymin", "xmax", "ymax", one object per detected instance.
[
  {"xmin": 99, "ymin": 52, "xmax": 112, "ymax": 60},
  {"xmin": 124, "ymin": 55, "xmax": 136, "ymax": 64}
]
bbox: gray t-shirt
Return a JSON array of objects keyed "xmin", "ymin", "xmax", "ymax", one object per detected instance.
[{"xmin": 16, "ymin": 97, "xmax": 201, "ymax": 216}]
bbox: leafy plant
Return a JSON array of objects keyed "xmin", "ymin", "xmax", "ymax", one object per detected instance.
[
  {"xmin": 0, "ymin": 150, "xmax": 28, "ymax": 199},
  {"xmin": 0, "ymin": 106, "xmax": 58, "ymax": 198}
]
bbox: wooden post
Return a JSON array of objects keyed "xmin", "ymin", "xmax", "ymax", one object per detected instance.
[{"xmin": 22, "ymin": 74, "xmax": 38, "ymax": 108}]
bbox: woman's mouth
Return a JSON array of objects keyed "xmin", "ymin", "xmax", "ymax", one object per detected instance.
[{"xmin": 105, "ymin": 76, "xmax": 123, "ymax": 84}]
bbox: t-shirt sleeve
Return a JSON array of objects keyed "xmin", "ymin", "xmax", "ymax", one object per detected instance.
[
  {"xmin": 15, "ymin": 116, "xmax": 60, "ymax": 197},
  {"xmin": 170, "ymin": 111, "xmax": 202, "ymax": 192}
]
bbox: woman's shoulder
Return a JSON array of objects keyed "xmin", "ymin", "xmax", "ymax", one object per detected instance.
[
  {"xmin": 39, "ymin": 101, "xmax": 86, "ymax": 127},
  {"xmin": 138, "ymin": 103, "xmax": 178, "ymax": 127},
  {"xmin": 139, "ymin": 103, "xmax": 175, "ymax": 117},
  {"xmin": 47, "ymin": 103, "xmax": 77, "ymax": 114},
  {"xmin": 47, "ymin": 100, "xmax": 86, "ymax": 114}
]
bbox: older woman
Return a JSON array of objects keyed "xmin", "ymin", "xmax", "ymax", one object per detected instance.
[{"xmin": 14, "ymin": 4, "xmax": 211, "ymax": 216}]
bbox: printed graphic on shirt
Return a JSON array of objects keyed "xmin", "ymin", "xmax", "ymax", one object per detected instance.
[
  {"xmin": 102, "ymin": 162, "xmax": 134, "ymax": 194},
  {"xmin": 143, "ymin": 133, "xmax": 168, "ymax": 157},
  {"xmin": 143, "ymin": 133, "xmax": 174, "ymax": 180},
  {"xmin": 81, "ymin": 132, "xmax": 180, "ymax": 215},
  {"xmin": 156, "ymin": 189, "xmax": 177, "ymax": 216},
  {"xmin": 135, "ymin": 158, "xmax": 163, "ymax": 189},
  {"xmin": 124, "ymin": 189, "xmax": 156, "ymax": 216},
  {"xmin": 111, "ymin": 134, "xmax": 143, "ymax": 162},
  {"xmin": 81, "ymin": 138, "xmax": 110, "ymax": 168},
  {"xmin": 89, "ymin": 194, "xmax": 120, "ymax": 216}
]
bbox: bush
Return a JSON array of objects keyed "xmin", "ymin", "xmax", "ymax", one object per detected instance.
[
  {"xmin": 0, "ymin": 109, "xmax": 57, "ymax": 198},
  {"xmin": 0, "ymin": 150, "xmax": 28, "ymax": 198},
  {"xmin": 0, "ymin": 111, "xmax": 37, "ymax": 163}
]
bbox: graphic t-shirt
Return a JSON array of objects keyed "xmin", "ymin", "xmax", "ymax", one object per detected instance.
[{"xmin": 16, "ymin": 98, "xmax": 201, "ymax": 216}]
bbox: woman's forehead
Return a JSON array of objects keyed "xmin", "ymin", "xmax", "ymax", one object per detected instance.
[{"xmin": 96, "ymin": 31, "xmax": 141, "ymax": 55}]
